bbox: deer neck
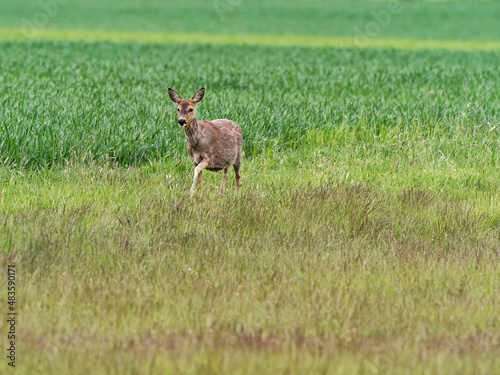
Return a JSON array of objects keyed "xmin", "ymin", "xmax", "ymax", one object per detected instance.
[{"xmin": 184, "ymin": 118, "xmax": 200, "ymax": 148}]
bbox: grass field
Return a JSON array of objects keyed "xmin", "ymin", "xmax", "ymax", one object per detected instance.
[
  {"xmin": 1, "ymin": 0, "xmax": 500, "ymax": 41},
  {"xmin": 1, "ymin": 1, "xmax": 500, "ymax": 374}
]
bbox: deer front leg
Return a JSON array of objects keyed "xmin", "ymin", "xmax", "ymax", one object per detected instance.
[
  {"xmin": 220, "ymin": 167, "xmax": 229, "ymax": 195},
  {"xmin": 198, "ymin": 170, "xmax": 203, "ymax": 194},
  {"xmin": 190, "ymin": 160, "xmax": 209, "ymax": 200}
]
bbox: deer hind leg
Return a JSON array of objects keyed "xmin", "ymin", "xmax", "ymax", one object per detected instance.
[
  {"xmin": 233, "ymin": 164, "xmax": 242, "ymax": 190},
  {"xmin": 220, "ymin": 167, "xmax": 229, "ymax": 195},
  {"xmin": 190, "ymin": 159, "xmax": 209, "ymax": 200}
]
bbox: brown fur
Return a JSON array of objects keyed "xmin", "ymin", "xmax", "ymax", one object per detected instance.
[{"xmin": 168, "ymin": 87, "xmax": 243, "ymax": 199}]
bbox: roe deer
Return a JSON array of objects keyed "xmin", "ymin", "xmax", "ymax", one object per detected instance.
[{"xmin": 168, "ymin": 87, "xmax": 243, "ymax": 199}]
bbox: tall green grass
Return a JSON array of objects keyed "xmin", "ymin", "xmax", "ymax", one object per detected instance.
[{"xmin": 1, "ymin": 41, "xmax": 499, "ymax": 169}]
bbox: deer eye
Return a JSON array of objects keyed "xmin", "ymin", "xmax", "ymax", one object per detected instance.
[
  {"xmin": 177, "ymin": 108, "xmax": 180, "ymax": 111},
  {"xmin": 189, "ymin": 108, "xmax": 194, "ymax": 112}
]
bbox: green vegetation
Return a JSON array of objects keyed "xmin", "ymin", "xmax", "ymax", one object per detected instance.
[
  {"xmin": 1, "ymin": 0, "xmax": 500, "ymax": 41},
  {"xmin": 1, "ymin": 42, "xmax": 499, "ymax": 169},
  {"xmin": 1, "ymin": 38, "xmax": 499, "ymax": 374},
  {"xmin": 1, "ymin": 159, "xmax": 500, "ymax": 374},
  {"xmin": 1, "ymin": 1, "xmax": 500, "ymax": 374}
]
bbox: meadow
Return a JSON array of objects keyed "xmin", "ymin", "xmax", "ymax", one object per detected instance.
[{"xmin": 1, "ymin": 1, "xmax": 500, "ymax": 374}]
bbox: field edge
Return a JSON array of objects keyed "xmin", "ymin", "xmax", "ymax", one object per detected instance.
[{"xmin": 2, "ymin": 28, "xmax": 500, "ymax": 51}]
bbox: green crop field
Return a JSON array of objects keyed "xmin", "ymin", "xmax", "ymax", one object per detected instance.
[
  {"xmin": 2, "ymin": 0, "xmax": 500, "ymax": 42},
  {"xmin": 1, "ymin": 1, "xmax": 500, "ymax": 374}
]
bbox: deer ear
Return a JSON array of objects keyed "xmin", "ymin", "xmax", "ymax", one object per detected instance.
[
  {"xmin": 168, "ymin": 88, "xmax": 182, "ymax": 104},
  {"xmin": 192, "ymin": 87, "xmax": 205, "ymax": 103}
]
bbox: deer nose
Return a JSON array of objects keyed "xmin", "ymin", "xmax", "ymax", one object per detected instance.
[{"xmin": 178, "ymin": 118, "xmax": 186, "ymax": 126}]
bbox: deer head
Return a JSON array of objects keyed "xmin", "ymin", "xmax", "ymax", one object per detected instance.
[{"xmin": 168, "ymin": 87, "xmax": 205, "ymax": 127}]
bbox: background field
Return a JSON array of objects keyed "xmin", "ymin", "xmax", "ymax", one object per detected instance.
[
  {"xmin": 1, "ymin": 1, "xmax": 500, "ymax": 374},
  {"xmin": 1, "ymin": 0, "xmax": 500, "ymax": 42}
]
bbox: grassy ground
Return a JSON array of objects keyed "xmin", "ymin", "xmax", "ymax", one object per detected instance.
[
  {"xmin": 1, "ymin": 156, "xmax": 500, "ymax": 374},
  {"xmin": 1, "ymin": 1, "xmax": 500, "ymax": 374}
]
